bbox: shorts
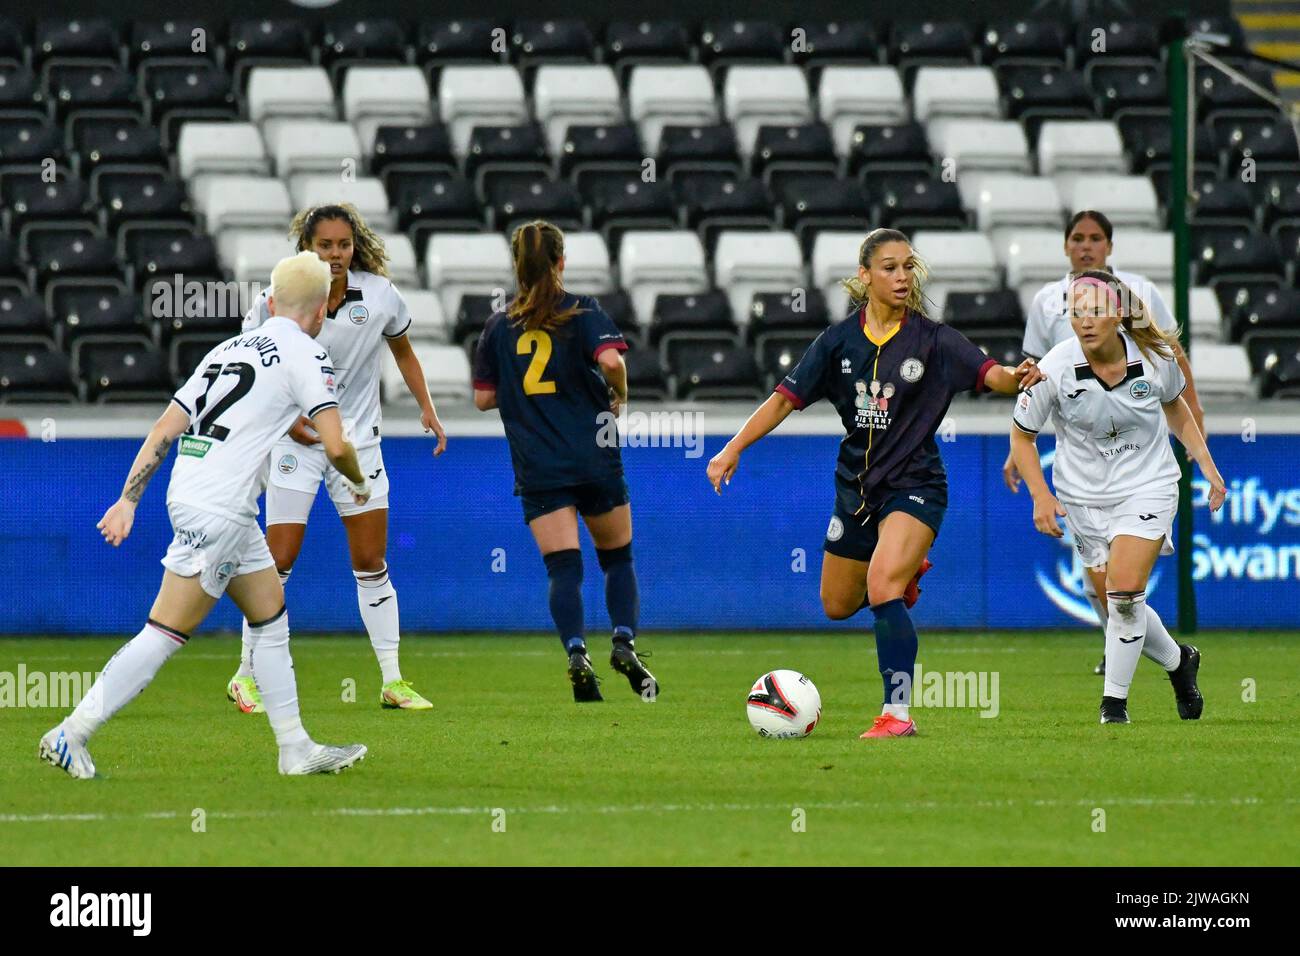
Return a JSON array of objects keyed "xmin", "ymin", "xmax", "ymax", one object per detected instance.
[
  {"xmin": 266, "ymin": 440, "xmax": 390, "ymax": 522},
  {"xmin": 824, "ymin": 484, "xmax": 947, "ymax": 562},
  {"xmin": 161, "ymin": 502, "xmax": 276, "ymax": 599},
  {"xmin": 1061, "ymin": 492, "xmax": 1177, "ymax": 570},
  {"xmin": 520, "ymin": 474, "xmax": 630, "ymax": 525}
]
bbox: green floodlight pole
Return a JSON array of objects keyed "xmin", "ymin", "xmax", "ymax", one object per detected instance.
[{"xmin": 1168, "ymin": 34, "xmax": 1197, "ymax": 635}]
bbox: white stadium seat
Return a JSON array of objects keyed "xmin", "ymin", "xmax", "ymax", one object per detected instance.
[
  {"xmin": 617, "ymin": 230, "xmax": 709, "ymax": 324},
  {"xmin": 555, "ymin": 232, "xmax": 614, "ymax": 295},
  {"xmin": 424, "ymin": 233, "xmax": 513, "ymax": 318},
  {"xmin": 713, "ymin": 231, "xmax": 804, "ymax": 326},
  {"xmin": 246, "ymin": 66, "xmax": 335, "ymax": 124},
  {"xmin": 911, "ymin": 67, "xmax": 1001, "ymax": 122},
  {"xmin": 1060, "ymin": 175, "xmax": 1160, "ymax": 229},
  {"xmin": 398, "ymin": 289, "xmax": 450, "ymax": 343},
  {"xmin": 437, "ymin": 66, "xmax": 528, "ymax": 156},
  {"xmin": 1036, "ymin": 121, "xmax": 1127, "ymax": 176},
  {"xmin": 288, "ymin": 175, "xmax": 392, "ymax": 229},
  {"xmin": 997, "ymin": 228, "xmax": 1068, "ymax": 289},
  {"xmin": 817, "ymin": 66, "xmax": 908, "ymax": 156},
  {"xmin": 911, "ymin": 230, "xmax": 1000, "ymax": 316},
  {"xmin": 342, "ymin": 66, "xmax": 431, "ymax": 125},
  {"xmin": 195, "ymin": 176, "xmax": 292, "ymax": 232},
  {"xmin": 1155, "ymin": 284, "xmax": 1223, "ymax": 341},
  {"xmin": 216, "ymin": 229, "xmax": 296, "ymax": 309},
  {"xmin": 266, "ymin": 121, "xmax": 363, "ymax": 178},
  {"xmin": 377, "ymin": 233, "xmax": 419, "ymax": 289},
  {"xmin": 959, "ymin": 174, "xmax": 1063, "ymax": 233},
  {"xmin": 926, "ymin": 119, "xmax": 1030, "ymax": 174},
  {"xmin": 627, "ymin": 65, "xmax": 719, "ymax": 155},
  {"xmin": 722, "ymin": 66, "xmax": 813, "ymax": 158},
  {"xmin": 1110, "ymin": 230, "xmax": 1174, "ymax": 284},
  {"xmin": 1189, "ymin": 343, "xmax": 1254, "ymax": 399},
  {"xmin": 382, "ymin": 342, "xmax": 470, "ymax": 402},
  {"xmin": 176, "ymin": 123, "xmax": 269, "ymax": 179},
  {"xmin": 811, "ymin": 230, "xmax": 864, "ymax": 318},
  {"xmin": 532, "ymin": 65, "xmax": 623, "ymax": 155}
]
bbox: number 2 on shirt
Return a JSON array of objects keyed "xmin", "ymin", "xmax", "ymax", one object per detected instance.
[{"xmin": 518, "ymin": 330, "xmax": 557, "ymax": 395}]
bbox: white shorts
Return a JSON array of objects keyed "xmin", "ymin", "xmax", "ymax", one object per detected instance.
[
  {"xmin": 161, "ymin": 503, "xmax": 276, "ymax": 599},
  {"xmin": 265, "ymin": 441, "xmax": 390, "ymax": 523},
  {"xmin": 1061, "ymin": 492, "xmax": 1177, "ymax": 570}
]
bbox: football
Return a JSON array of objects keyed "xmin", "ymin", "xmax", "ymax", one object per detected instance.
[{"xmin": 746, "ymin": 670, "xmax": 822, "ymax": 738}]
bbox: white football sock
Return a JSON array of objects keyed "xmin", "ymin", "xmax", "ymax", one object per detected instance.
[
  {"xmin": 65, "ymin": 621, "xmax": 185, "ymax": 742},
  {"xmin": 1103, "ymin": 590, "xmax": 1148, "ymax": 699},
  {"xmin": 247, "ymin": 607, "xmax": 312, "ymax": 760},
  {"xmin": 1141, "ymin": 605, "xmax": 1181, "ymax": 671},
  {"xmin": 881, "ymin": 703, "xmax": 910, "ymax": 721},
  {"xmin": 238, "ymin": 568, "xmax": 291, "ymax": 679},
  {"xmin": 355, "ymin": 563, "xmax": 401, "ymax": 684}
]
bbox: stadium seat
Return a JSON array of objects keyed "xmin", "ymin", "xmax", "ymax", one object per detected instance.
[
  {"xmin": 398, "ymin": 289, "xmax": 449, "ymax": 343},
  {"xmin": 713, "ymin": 230, "xmax": 804, "ymax": 326},
  {"xmin": 867, "ymin": 171, "xmax": 967, "ymax": 232},
  {"xmin": 1035, "ymin": 120, "xmax": 1126, "ymax": 175},
  {"xmin": 926, "ymin": 119, "xmax": 1030, "ymax": 173},
  {"xmin": 94, "ymin": 169, "xmax": 192, "ymax": 231},
  {"xmin": 698, "ymin": 20, "xmax": 786, "ymax": 76},
  {"xmin": 603, "ymin": 21, "xmax": 692, "ymax": 84},
  {"xmin": 627, "ymin": 65, "xmax": 719, "ymax": 154},
  {"xmin": 451, "ymin": 293, "xmax": 496, "ymax": 344},
  {"xmin": 1232, "ymin": 287, "xmax": 1300, "ymax": 348},
  {"xmin": 141, "ymin": 60, "xmax": 235, "ymax": 128},
  {"xmin": 997, "ymin": 227, "xmax": 1068, "ymax": 292},
  {"xmin": 382, "ymin": 342, "xmax": 470, "ymax": 402},
  {"xmin": 0, "ymin": 63, "xmax": 40, "ymax": 111},
  {"xmin": 390, "ymin": 170, "xmax": 484, "ymax": 236},
  {"xmin": 1196, "ymin": 63, "xmax": 1277, "ymax": 114},
  {"xmin": 246, "ymin": 66, "xmax": 335, "ymax": 124},
  {"xmin": 415, "ymin": 19, "xmax": 503, "ymax": 70},
  {"xmin": 958, "ymin": 174, "xmax": 1062, "ymax": 233},
  {"xmin": 584, "ymin": 175, "xmax": 679, "ymax": 251},
  {"xmin": 911, "ymin": 66, "xmax": 1000, "ymax": 122},
  {"xmin": 167, "ymin": 333, "xmax": 227, "ymax": 385},
  {"xmin": 487, "ymin": 177, "xmax": 584, "ymax": 234},
  {"xmin": 775, "ymin": 174, "xmax": 869, "ymax": 253},
  {"xmin": 372, "ymin": 123, "xmax": 457, "ymax": 177},
  {"xmin": 150, "ymin": 273, "xmax": 245, "ymax": 340},
  {"xmin": 73, "ymin": 335, "xmax": 171, "ymax": 402},
  {"xmin": 623, "ymin": 345, "xmax": 669, "ymax": 401},
  {"xmin": 996, "ymin": 65, "xmax": 1094, "ymax": 131},
  {"xmin": 752, "ymin": 123, "xmax": 837, "ymax": 182},
  {"xmin": 981, "ymin": 19, "xmax": 1069, "ymax": 66},
  {"xmin": 217, "ymin": 229, "xmax": 295, "ymax": 286},
  {"xmin": 1060, "ymin": 175, "xmax": 1159, "ymax": 229},
  {"xmin": 44, "ymin": 63, "xmax": 138, "ymax": 121},
  {"xmin": 34, "ymin": 18, "xmax": 120, "ymax": 62},
  {"xmin": 1119, "ymin": 112, "xmax": 1217, "ymax": 172},
  {"xmin": 126, "ymin": 229, "xmax": 219, "ymax": 289},
  {"xmin": 811, "ymin": 230, "xmax": 865, "ymax": 318},
  {"xmin": 438, "ymin": 66, "xmax": 529, "ymax": 156},
  {"xmin": 2, "ymin": 175, "xmax": 91, "ymax": 233},
  {"xmin": 1193, "ymin": 231, "xmax": 1284, "ymax": 286},
  {"xmin": 266, "ymin": 121, "xmax": 362, "ymax": 178},
  {"xmin": 463, "ymin": 124, "xmax": 550, "ymax": 191},
  {"xmin": 194, "ymin": 176, "xmax": 292, "ymax": 233},
  {"xmin": 0, "ymin": 290, "xmax": 51, "ymax": 338},
  {"xmin": 0, "ymin": 338, "xmax": 76, "ymax": 402},
  {"xmin": 1088, "ymin": 62, "xmax": 1166, "ymax": 118},
  {"xmin": 319, "ymin": 18, "xmax": 408, "ymax": 70},
  {"xmin": 227, "ymin": 19, "xmax": 312, "ymax": 69},
  {"xmin": 679, "ymin": 174, "xmax": 774, "ymax": 251},
  {"xmin": 756, "ymin": 332, "xmax": 822, "ymax": 389},
  {"xmin": 889, "ymin": 20, "xmax": 976, "ymax": 71},
  {"xmin": 48, "ymin": 280, "xmax": 145, "ymax": 348},
  {"xmin": 553, "ymin": 232, "xmax": 613, "ymax": 295},
  {"xmin": 25, "ymin": 229, "xmax": 117, "ymax": 285},
  {"xmin": 647, "ymin": 290, "xmax": 737, "ymax": 347},
  {"xmin": 342, "ymin": 66, "xmax": 432, "ymax": 151},
  {"xmin": 748, "ymin": 289, "xmax": 831, "ymax": 341},
  {"xmin": 424, "ymin": 233, "xmax": 513, "ymax": 318},
  {"xmin": 670, "ymin": 340, "xmax": 764, "ymax": 400},
  {"xmin": 1074, "ymin": 21, "xmax": 1160, "ymax": 68},
  {"xmin": 532, "ymin": 65, "xmax": 623, "ymax": 155},
  {"xmin": 557, "ymin": 122, "xmax": 642, "ymax": 180},
  {"xmin": 0, "ymin": 116, "xmax": 62, "ymax": 166},
  {"xmin": 617, "ymin": 230, "xmax": 709, "ymax": 324},
  {"xmin": 943, "ymin": 289, "xmax": 1025, "ymax": 334},
  {"xmin": 372, "ymin": 233, "xmax": 419, "ymax": 289},
  {"xmin": 817, "ymin": 67, "xmax": 909, "ymax": 156},
  {"xmin": 1110, "ymin": 230, "xmax": 1175, "ymax": 284},
  {"xmin": 511, "ymin": 19, "xmax": 597, "ymax": 74},
  {"xmin": 130, "ymin": 20, "xmax": 218, "ymax": 65},
  {"xmin": 846, "ymin": 122, "xmax": 933, "ymax": 177},
  {"xmin": 1259, "ymin": 347, "xmax": 1300, "ymax": 398},
  {"xmin": 658, "ymin": 124, "xmax": 742, "ymax": 179},
  {"xmin": 790, "ymin": 21, "xmax": 878, "ymax": 72},
  {"xmin": 1188, "ymin": 342, "xmax": 1254, "ymax": 399},
  {"xmin": 910, "ymin": 230, "xmax": 1000, "ymax": 315},
  {"xmin": 289, "ymin": 175, "xmax": 392, "ymax": 229},
  {"xmin": 175, "ymin": 123, "xmax": 270, "ymax": 179},
  {"xmin": 722, "ymin": 66, "xmax": 813, "ymax": 159},
  {"xmin": 72, "ymin": 118, "xmax": 165, "ymax": 172}
]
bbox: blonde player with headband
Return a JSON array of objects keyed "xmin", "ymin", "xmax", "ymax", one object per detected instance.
[{"xmin": 1010, "ymin": 270, "xmax": 1227, "ymax": 725}]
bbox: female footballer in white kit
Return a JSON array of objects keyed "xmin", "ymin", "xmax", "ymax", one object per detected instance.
[
  {"xmin": 226, "ymin": 204, "xmax": 448, "ymax": 713},
  {"xmin": 1009, "ymin": 271, "xmax": 1227, "ymax": 724},
  {"xmin": 1004, "ymin": 209, "xmax": 1207, "ymax": 675}
]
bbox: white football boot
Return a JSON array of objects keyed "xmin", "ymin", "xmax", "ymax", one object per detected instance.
[
  {"xmin": 39, "ymin": 724, "xmax": 96, "ymax": 780},
  {"xmin": 279, "ymin": 742, "xmax": 368, "ymax": 776}
]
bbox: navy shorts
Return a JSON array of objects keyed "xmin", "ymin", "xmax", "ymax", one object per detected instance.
[
  {"xmin": 520, "ymin": 474, "xmax": 630, "ymax": 525},
  {"xmin": 823, "ymin": 485, "xmax": 947, "ymax": 562}
]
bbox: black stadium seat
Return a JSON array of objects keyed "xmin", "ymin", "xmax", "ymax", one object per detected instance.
[
  {"xmin": 168, "ymin": 334, "xmax": 227, "ymax": 386},
  {"xmin": 1232, "ymin": 287, "xmax": 1300, "ymax": 344},
  {"xmin": 559, "ymin": 123, "xmax": 643, "ymax": 179},
  {"xmin": 150, "ymin": 276, "xmax": 242, "ymax": 342},
  {"xmin": 604, "ymin": 21, "xmax": 692, "ymax": 84},
  {"xmin": 1259, "ymin": 348, "xmax": 1300, "ymax": 398},
  {"xmin": 486, "ymin": 178, "xmax": 583, "ymax": 233},
  {"xmin": 126, "ymin": 230, "xmax": 219, "ymax": 288},
  {"xmin": 130, "ymin": 20, "xmax": 221, "ymax": 66},
  {"xmin": 73, "ymin": 118, "xmax": 166, "ymax": 171},
  {"xmin": 752, "ymin": 123, "xmax": 837, "ymax": 181},
  {"xmin": 392, "ymin": 172, "xmax": 483, "ymax": 239},
  {"xmin": 890, "ymin": 20, "xmax": 976, "ymax": 68},
  {"xmin": 463, "ymin": 123, "xmax": 550, "ymax": 191},
  {"xmin": 371, "ymin": 123, "xmax": 456, "ymax": 177},
  {"xmin": 26, "ymin": 230, "xmax": 117, "ymax": 284},
  {"xmin": 748, "ymin": 289, "xmax": 830, "ymax": 341},
  {"xmin": 44, "ymin": 63, "xmax": 138, "ymax": 121},
  {"xmin": 791, "ymin": 21, "xmax": 878, "ymax": 72},
  {"xmin": 670, "ymin": 340, "xmax": 764, "ymax": 400},
  {"xmin": 512, "ymin": 19, "xmax": 595, "ymax": 64},
  {"xmin": 73, "ymin": 336, "xmax": 171, "ymax": 402},
  {"xmin": 34, "ymin": 19, "xmax": 121, "ymax": 64},
  {"xmin": 142, "ymin": 61, "xmax": 236, "ymax": 119},
  {"xmin": 0, "ymin": 117, "xmax": 63, "ymax": 166},
  {"xmin": 776, "ymin": 175, "xmax": 869, "ymax": 253},
  {"xmin": 1088, "ymin": 62, "xmax": 1167, "ymax": 117},
  {"xmin": 847, "ymin": 122, "xmax": 933, "ymax": 177},
  {"xmin": 50, "ymin": 284, "xmax": 148, "ymax": 348},
  {"xmin": 2, "ymin": 175, "xmax": 91, "ymax": 232},
  {"xmin": 452, "ymin": 294, "xmax": 497, "ymax": 345},
  {"xmin": 319, "ymin": 18, "xmax": 409, "ymax": 67},
  {"xmin": 698, "ymin": 20, "xmax": 785, "ymax": 75},
  {"xmin": 944, "ymin": 290, "xmax": 1025, "ymax": 335},
  {"xmin": 677, "ymin": 175, "xmax": 772, "ymax": 250},
  {"xmin": 868, "ymin": 171, "xmax": 966, "ymax": 231},
  {"xmin": 0, "ymin": 64, "xmax": 42, "ymax": 110},
  {"xmin": 623, "ymin": 345, "xmax": 669, "ymax": 400},
  {"xmin": 415, "ymin": 19, "xmax": 503, "ymax": 69},
  {"xmin": 0, "ymin": 338, "xmax": 77, "ymax": 402},
  {"xmin": 981, "ymin": 20, "xmax": 1068, "ymax": 66},
  {"xmin": 757, "ymin": 332, "xmax": 819, "ymax": 388},
  {"xmin": 594, "ymin": 289, "xmax": 639, "ymax": 338},
  {"xmin": 659, "ymin": 123, "xmax": 741, "ymax": 178},
  {"xmin": 648, "ymin": 291, "xmax": 735, "ymax": 346},
  {"xmin": 1119, "ymin": 112, "xmax": 1217, "ymax": 171},
  {"xmin": 0, "ymin": 290, "xmax": 51, "ymax": 337},
  {"xmin": 93, "ymin": 170, "xmax": 193, "ymax": 230},
  {"xmin": 1074, "ymin": 21, "xmax": 1161, "ymax": 67},
  {"xmin": 0, "ymin": 17, "xmax": 25, "ymax": 62}
]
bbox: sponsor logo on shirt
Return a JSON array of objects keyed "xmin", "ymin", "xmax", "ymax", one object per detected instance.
[
  {"xmin": 278, "ymin": 454, "xmax": 298, "ymax": 475},
  {"xmin": 826, "ymin": 515, "xmax": 844, "ymax": 541},
  {"xmin": 320, "ymin": 365, "xmax": 336, "ymax": 392},
  {"xmin": 909, "ymin": 495, "xmax": 925, "ymax": 504},
  {"xmin": 841, "ymin": 357, "xmax": 853, "ymax": 374},
  {"xmin": 1129, "ymin": 379, "xmax": 1151, "ymax": 399},
  {"xmin": 900, "ymin": 357, "xmax": 925, "ymax": 382},
  {"xmin": 853, "ymin": 379, "xmax": 896, "ymax": 430},
  {"xmin": 179, "ymin": 435, "xmax": 212, "ymax": 458},
  {"xmin": 348, "ymin": 304, "xmax": 369, "ymax": 325}
]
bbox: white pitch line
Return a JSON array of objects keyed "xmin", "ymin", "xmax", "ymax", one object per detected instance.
[{"xmin": 2, "ymin": 795, "xmax": 1294, "ymax": 825}]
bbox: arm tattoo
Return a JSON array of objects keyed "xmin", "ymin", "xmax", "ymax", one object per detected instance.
[{"xmin": 123, "ymin": 437, "xmax": 174, "ymax": 504}]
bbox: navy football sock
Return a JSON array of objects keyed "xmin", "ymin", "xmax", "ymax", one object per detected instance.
[
  {"xmin": 543, "ymin": 549, "xmax": 585, "ymax": 654},
  {"xmin": 596, "ymin": 543, "xmax": 639, "ymax": 646},
  {"xmin": 870, "ymin": 598, "xmax": 919, "ymax": 708}
]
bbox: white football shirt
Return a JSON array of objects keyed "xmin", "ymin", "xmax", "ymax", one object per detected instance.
[
  {"xmin": 1013, "ymin": 329, "xmax": 1186, "ymax": 508},
  {"xmin": 1023, "ymin": 269, "xmax": 1175, "ymax": 360},
  {"xmin": 168, "ymin": 316, "xmax": 339, "ymax": 522},
  {"xmin": 243, "ymin": 268, "xmax": 411, "ymax": 448}
]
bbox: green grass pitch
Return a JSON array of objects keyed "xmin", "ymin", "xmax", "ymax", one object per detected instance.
[{"xmin": 2, "ymin": 632, "xmax": 1297, "ymax": 866}]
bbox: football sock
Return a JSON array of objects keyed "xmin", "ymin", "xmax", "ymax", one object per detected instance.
[
  {"xmin": 1103, "ymin": 590, "xmax": 1147, "ymax": 699},
  {"xmin": 238, "ymin": 567, "xmax": 291, "ymax": 679},
  {"xmin": 355, "ymin": 563, "xmax": 401, "ymax": 684},
  {"xmin": 544, "ymin": 549, "xmax": 585, "ymax": 654},
  {"xmin": 247, "ymin": 607, "xmax": 312, "ymax": 757},
  {"xmin": 64, "ymin": 620, "xmax": 186, "ymax": 742},
  {"xmin": 1141, "ymin": 604, "xmax": 1181, "ymax": 671},
  {"xmin": 596, "ymin": 543, "xmax": 638, "ymax": 647},
  {"xmin": 871, "ymin": 598, "xmax": 918, "ymax": 720}
]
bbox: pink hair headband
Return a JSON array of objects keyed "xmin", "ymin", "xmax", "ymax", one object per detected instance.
[{"xmin": 1069, "ymin": 275, "xmax": 1122, "ymax": 310}]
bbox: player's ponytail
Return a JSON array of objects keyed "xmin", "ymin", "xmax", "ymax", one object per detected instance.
[
  {"xmin": 1069, "ymin": 270, "xmax": 1179, "ymax": 361},
  {"xmin": 508, "ymin": 220, "xmax": 581, "ymax": 331},
  {"xmin": 841, "ymin": 227, "xmax": 934, "ymax": 318},
  {"xmin": 289, "ymin": 203, "xmax": 390, "ymax": 278}
]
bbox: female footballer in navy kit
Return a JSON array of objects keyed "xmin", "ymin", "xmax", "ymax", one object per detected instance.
[{"xmin": 708, "ymin": 228, "xmax": 1043, "ymax": 739}]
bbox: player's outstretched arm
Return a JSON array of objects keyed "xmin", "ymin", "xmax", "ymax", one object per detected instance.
[
  {"xmin": 98, "ymin": 403, "xmax": 190, "ymax": 546},
  {"xmin": 1009, "ymin": 426, "xmax": 1066, "ymax": 538},
  {"xmin": 1163, "ymin": 396, "xmax": 1227, "ymax": 512},
  {"xmin": 707, "ymin": 393, "xmax": 795, "ymax": 494},
  {"xmin": 984, "ymin": 359, "xmax": 1045, "ymax": 396},
  {"xmin": 387, "ymin": 334, "xmax": 447, "ymax": 456},
  {"xmin": 312, "ymin": 407, "xmax": 370, "ymax": 505}
]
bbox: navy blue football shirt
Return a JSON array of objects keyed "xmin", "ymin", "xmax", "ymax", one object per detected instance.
[
  {"xmin": 776, "ymin": 307, "xmax": 998, "ymax": 513},
  {"xmin": 473, "ymin": 292, "xmax": 628, "ymax": 493}
]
